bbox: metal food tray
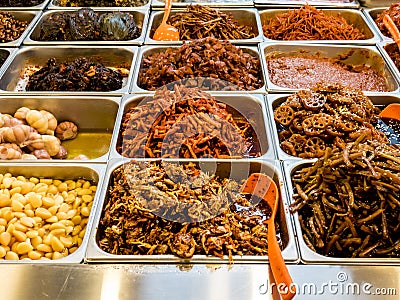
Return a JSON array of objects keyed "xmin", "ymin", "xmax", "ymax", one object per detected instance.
[
  {"xmin": 0, "ymin": 46, "xmax": 138, "ymax": 95},
  {"xmin": 0, "ymin": 96, "xmax": 120, "ymax": 162},
  {"xmin": 0, "ymin": 48, "xmax": 17, "ymax": 78},
  {"xmin": 109, "ymin": 93, "xmax": 276, "ymax": 160},
  {"xmin": 0, "ymin": 163, "xmax": 106, "ymax": 263},
  {"xmin": 259, "ymin": 8, "xmax": 378, "ymax": 44},
  {"xmin": 47, "ymin": 0, "xmax": 150, "ymax": 10},
  {"xmin": 284, "ymin": 160, "xmax": 400, "ymax": 265},
  {"xmin": 378, "ymin": 41, "xmax": 400, "ymax": 89},
  {"xmin": 151, "ymin": 0, "xmax": 253, "ymax": 9},
  {"xmin": 359, "ymin": 0, "xmax": 392, "ymax": 7},
  {"xmin": 255, "ymin": 0, "xmax": 359, "ymax": 8},
  {"xmin": 131, "ymin": 45, "xmax": 266, "ymax": 94},
  {"xmin": 24, "ymin": 9, "xmax": 149, "ymax": 46},
  {"xmin": 0, "ymin": 0, "xmax": 50, "ymax": 10},
  {"xmin": 86, "ymin": 158, "xmax": 299, "ymax": 263},
  {"xmin": 363, "ymin": 7, "xmax": 390, "ymax": 42},
  {"xmin": 144, "ymin": 8, "xmax": 262, "ymax": 45},
  {"xmin": 0, "ymin": 11, "xmax": 42, "ymax": 47},
  {"xmin": 268, "ymin": 93, "xmax": 400, "ymax": 161},
  {"xmin": 260, "ymin": 42, "xmax": 399, "ymax": 94}
]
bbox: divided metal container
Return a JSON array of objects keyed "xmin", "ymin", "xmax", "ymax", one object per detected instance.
[
  {"xmin": 0, "ymin": 163, "xmax": 106, "ymax": 263},
  {"xmin": 0, "ymin": 46, "xmax": 138, "ymax": 95},
  {"xmin": 109, "ymin": 93, "xmax": 276, "ymax": 160},
  {"xmin": 259, "ymin": 8, "xmax": 379, "ymax": 44},
  {"xmin": 24, "ymin": 9, "xmax": 149, "ymax": 46},
  {"xmin": 0, "ymin": 96, "xmax": 120, "ymax": 162},
  {"xmin": 131, "ymin": 45, "xmax": 266, "ymax": 93},
  {"xmin": 260, "ymin": 42, "xmax": 399, "ymax": 93},
  {"xmin": 363, "ymin": 7, "xmax": 390, "ymax": 42},
  {"xmin": 0, "ymin": 11, "xmax": 42, "ymax": 47},
  {"xmin": 86, "ymin": 159, "xmax": 299, "ymax": 263},
  {"xmin": 284, "ymin": 160, "xmax": 400, "ymax": 265},
  {"xmin": 0, "ymin": 48, "xmax": 17, "ymax": 77},
  {"xmin": 47, "ymin": 0, "xmax": 150, "ymax": 10},
  {"xmin": 145, "ymin": 8, "xmax": 263, "ymax": 45},
  {"xmin": 378, "ymin": 42, "xmax": 400, "ymax": 88}
]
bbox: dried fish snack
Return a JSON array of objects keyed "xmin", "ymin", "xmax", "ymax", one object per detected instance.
[
  {"xmin": 274, "ymin": 84, "xmax": 388, "ymax": 158},
  {"xmin": 290, "ymin": 136, "xmax": 400, "ymax": 258},
  {"xmin": 0, "ymin": 0, "xmax": 42, "ymax": 6},
  {"xmin": 138, "ymin": 37, "xmax": 262, "ymax": 91},
  {"xmin": 119, "ymin": 85, "xmax": 261, "ymax": 158},
  {"xmin": 0, "ymin": 12, "xmax": 28, "ymax": 43},
  {"xmin": 160, "ymin": 5, "xmax": 255, "ymax": 40},
  {"xmin": 56, "ymin": 0, "xmax": 148, "ymax": 7},
  {"xmin": 38, "ymin": 8, "xmax": 139, "ymax": 41},
  {"xmin": 375, "ymin": 3, "xmax": 400, "ymax": 38},
  {"xmin": 26, "ymin": 57, "xmax": 124, "ymax": 92},
  {"xmin": 97, "ymin": 160, "xmax": 282, "ymax": 260},
  {"xmin": 262, "ymin": 5, "xmax": 365, "ymax": 41}
]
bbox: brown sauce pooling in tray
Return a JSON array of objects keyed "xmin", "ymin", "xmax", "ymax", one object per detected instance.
[{"xmin": 267, "ymin": 56, "xmax": 389, "ymax": 92}]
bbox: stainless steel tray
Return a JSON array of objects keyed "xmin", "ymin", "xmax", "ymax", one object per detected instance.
[
  {"xmin": 86, "ymin": 158, "xmax": 299, "ymax": 263},
  {"xmin": 109, "ymin": 93, "xmax": 276, "ymax": 160},
  {"xmin": 0, "ymin": 96, "xmax": 120, "ymax": 162},
  {"xmin": 24, "ymin": 9, "xmax": 149, "ymax": 46},
  {"xmin": 0, "ymin": 48, "xmax": 17, "ymax": 78},
  {"xmin": 0, "ymin": 11, "xmax": 42, "ymax": 47},
  {"xmin": 47, "ymin": 0, "xmax": 150, "ymax": 10},
  {"xmin": 255, "ymin": 0, "xmax": 359, "ymax": 8},
  {"xmin": 144, "ymin": 8, "xmax": 262, "ymax": 45},
  {"xmin": 151, "ymin": 0, "xmax": 253, "ymax": 9},
  {"xmin": 0, "ymin": 46, "xmax": 138, "ymax": 95},
  {"xmin": 0, "ymin": 163, "xmax": 106, "ymax": 263},
  {"xmin": 259, "ymin": 8, "xmax": 378, "ymax": 44},
  {"xmin": 359, "ymin": 0, "xmax": 392, "ymax": 7},
  {"xmin": 131, "ymin": 45, "xmax": 266, "ymax": 94},
  {"xmin": 260, "ymin": 42, "xmax": 399, "ymax": 94},
  {"xmin": 284, "ymin": 160, "xmax": 400, "ymax": 264},
  {"xmin": 363, "ymin": 7, "xmax": 390, "ymax": 42},
  {"xmin": 268, "ymin": 93, "xmax": 400, "ymax": 161},
  {"xmin": 378, "ymin": 41, "xmax": 400, "ymax": 89},
  {"xmin": 0, "ymin": 0, "xmax": 50, "ymax": 10}
]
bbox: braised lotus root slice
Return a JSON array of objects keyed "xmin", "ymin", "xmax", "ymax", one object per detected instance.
[
  {"xmin": 288, "ymin": 134, "xmax": 307, "ymax": 153},
  {"xmin": 274, "ymin": 105, "xmax": 295, "ymax": 126},
  {"xmin": 298, "ymin": 90, "xmax": 327, "ymax": 111},
  {"xmin": 302, "ymin": 117, "xmax": 323, "ymax": 136},
  {"xmin": 337, "ymin": 118, "xmax": 359, "ymax": 132},
  {"xmin": 299, "ymin": 136, "xmax": 326, "ymax": 158}
]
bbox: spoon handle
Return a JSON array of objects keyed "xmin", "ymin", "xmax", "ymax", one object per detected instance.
[
  {"xmin": 161, "ymin": 0, "xmax": 172, "ymax": 24},
  {"xmin": 268, "ymin": 222, "xmax": 296, "ymax": 300}
]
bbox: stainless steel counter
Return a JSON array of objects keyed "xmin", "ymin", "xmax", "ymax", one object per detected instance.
[{"xmin": 2, "ymin": 264, "xmax": 398, "ymax": 299}]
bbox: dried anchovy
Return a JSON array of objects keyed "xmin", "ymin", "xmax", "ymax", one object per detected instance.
[
  {"xmin": 118, "ymin": 85, "xmax": 260, "ymax": 158},
  {"xmin": 275, "ymin": 83, "xmax": 387, "ymax": 159},
  {"xmin": 262, "ymin": 4, "xmax": 365, "ymax": 41},
  {"xmin": 291, "ymin": 137, "xmax": 400, "ymax": 258},
  {"xmin": 26, "ymin": 57, "xmax": 124, "ymax": 92},
  {"xmin": 165, "ymin": 5, "xmax": 255, "ymax": 40},
  {"xmin": 138, "ymin": 37, "xmax": 262, "ymax": 91},
  {"xmin": 97, "ymin": 160, "xmax": 281, "ymax": 260}
]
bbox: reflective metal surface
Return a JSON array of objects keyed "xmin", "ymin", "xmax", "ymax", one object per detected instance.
[{"xmin": 1, "ymin": 264, "xmax": 398, "ymax": 299}]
